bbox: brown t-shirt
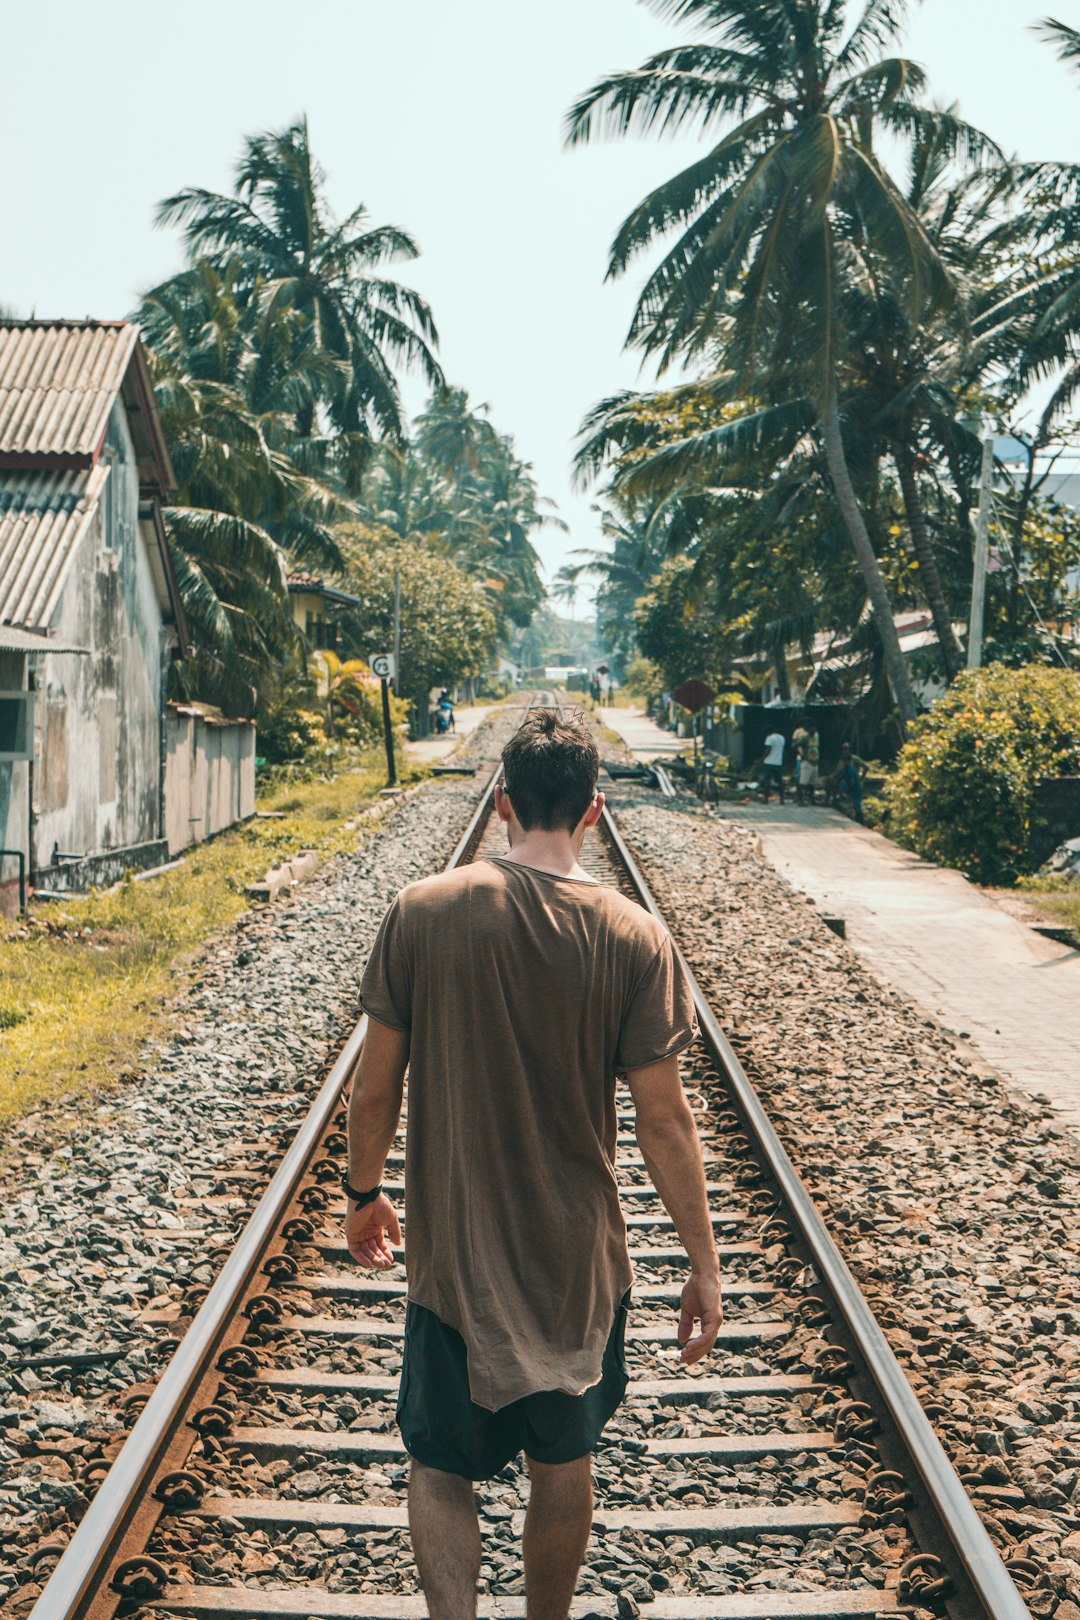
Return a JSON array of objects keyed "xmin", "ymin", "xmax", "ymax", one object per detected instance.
[{"xmin": 360, "ymin": 853, "xmax": 697, "ymax": 1411}]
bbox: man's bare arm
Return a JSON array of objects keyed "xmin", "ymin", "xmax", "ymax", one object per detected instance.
[
  {"xmin": 626, "ymin": 1053, "xmax": 722, "ymax": 1363},
  {"xmin": 344, "ymin": 1016, "xmax": 409, "ymax": 1269}
]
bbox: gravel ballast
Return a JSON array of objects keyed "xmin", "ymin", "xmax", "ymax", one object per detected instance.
[
  {"xmin": 7, "ymin": 741, "xmax": 1079, "ymax": 1616},
  {"xmin": 0, "ymin": 718, "xmax": 514, "ymax": 1608},
  {"xmin": 613, "ymin": 792, "xmax": 1080, "ymax": 1617}
]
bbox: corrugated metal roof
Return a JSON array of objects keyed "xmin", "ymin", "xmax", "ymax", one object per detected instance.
[
  {"xmin": 0, "ymin": 625, "xmax": 88, "ymax": 653},
  {"xmin": 0, "ymin": 322, "xmax": 139, "ymax": 462},
  {"xmin": 0, "ymin": 466, "xmax": 108, "ymax": 628}
]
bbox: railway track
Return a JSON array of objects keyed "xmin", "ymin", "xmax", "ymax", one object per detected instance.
[{"xmin": 25, "ymin": 694, "xmax": 1033, "ymax": 1620}]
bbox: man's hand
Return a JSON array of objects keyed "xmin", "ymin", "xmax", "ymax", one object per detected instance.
[
  {"xmin": 344, "ymin": 1192, "xmax": 401, "ymax": 1269},
  {"xmin": 678, "ymin": 1269, "xmax": 723, "ymax": 1363}
]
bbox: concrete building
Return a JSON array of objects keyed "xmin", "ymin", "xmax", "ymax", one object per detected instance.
[
  {"xmin": 286, "ymin": 572, "xmax": 363, "ymax": 652},
  {"xmin": 0, "ymin": 320, "xmax": 209, "ymax": 913}
]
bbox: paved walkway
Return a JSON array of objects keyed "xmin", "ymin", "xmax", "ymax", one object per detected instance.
[
  {"xmin": 405, "ymin": 705, "xmax": 492, "ymax": 765},
  {"xmin": 597, "ymin": 705, "xmax": 686, "ymax": 758},
  {"xmin": 600, "ymin": 708, "xmax": 1080, "ymax": 1132}
]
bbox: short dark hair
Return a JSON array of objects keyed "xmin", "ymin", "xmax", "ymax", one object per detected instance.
[{"xmin": 500, "ymin": 709, "xmax": 599, "ymax": 832}]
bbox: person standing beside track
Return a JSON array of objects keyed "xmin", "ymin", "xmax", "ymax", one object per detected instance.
[
  {"xmin": 761, "ymin": 725, "xmax": 787, "ymax": 803},
  {"xmin": 344, "ymin": 708, "xmax": 722, "ymax": 1620}
]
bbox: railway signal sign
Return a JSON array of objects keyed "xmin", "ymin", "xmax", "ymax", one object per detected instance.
[
  {"xmin": 672, "ymin": 678, "xmax": 715, "ymax": 714},
  {"xmin": 369, "ymin": 653, "xmax": 397, "ymax": 786}
]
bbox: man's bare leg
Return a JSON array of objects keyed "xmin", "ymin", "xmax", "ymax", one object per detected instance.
[
  {"xmin": 523, "ymin": 1453, "xmax": 593, "ymax": 1620},
  {"xmin": 408, "ymin": 1460, "xmax": 481, "ymax": 1620}
]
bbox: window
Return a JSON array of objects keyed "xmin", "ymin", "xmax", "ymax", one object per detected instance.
[{"xmin": 0, "ymin": 692, "xmax": 33, "ymax": 761}]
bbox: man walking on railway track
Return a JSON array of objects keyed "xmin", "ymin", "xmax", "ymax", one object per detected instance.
[{"xmin": 344, "ymin": 708, "xmax": 722, "ymax": 1620}]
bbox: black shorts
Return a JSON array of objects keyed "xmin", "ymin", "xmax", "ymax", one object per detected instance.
[{"xmin": 397, "ymin": 1292, "xmax": 630, "ymax": 1481}]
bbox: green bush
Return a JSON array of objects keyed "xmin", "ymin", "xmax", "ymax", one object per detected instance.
[
  {"xmin": 623, "ymin": 656, "xmax": 665, "ymax": 709},
  {"xmin": 888, "ymin": 666, "xmax": 1080, "ymax": 884}
]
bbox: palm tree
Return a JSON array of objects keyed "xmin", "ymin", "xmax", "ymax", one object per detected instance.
[
  {"xmin": 373, "ymin": 395, "xmax": 552, "ymax": 634},
  {"xmin": 158, "ymin": 117, "xmax": 442, "ymax": 459},
  {"xmin": 559, "ymin": 496, "xmax": 693, "ymax": 665},
  {"xmin": 415, "ymin": 387, "xmax": 497, "ymax": 544},
  {"xmin": 971, "ymin": 19, "xmax": 1080, "ymax": 632},
  {"xmin": 137, "ymin": 260, "xmax": 359, "ymax": 713},
  {"xmin": 567, "ymin": 0, "xmax": 992, "ymax": 729},
  {"xmin": 841, "ymin": 139, "xmax": 1012, "ymax": 680}
]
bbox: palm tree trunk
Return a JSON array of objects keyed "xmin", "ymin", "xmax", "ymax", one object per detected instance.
[
  {"xmin": 821, "ymin": 389, "xmax": 917, "ymax": 731},
  {"xmin": 894, "ymin": 455, "xmax": 964, "ymax": 681},
  {"xmin": 773, "ymin": 638, "xmax": 791, "ymax": 701}
]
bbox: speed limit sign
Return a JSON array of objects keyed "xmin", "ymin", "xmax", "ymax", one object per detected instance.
[{"xmin": 370, "ymin": 652, "xmax": 396, "ymax": 681}]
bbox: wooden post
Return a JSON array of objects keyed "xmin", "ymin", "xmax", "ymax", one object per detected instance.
[{"xmin": 380, "ymin": 676, "xmax": 397, "ymax": 787}]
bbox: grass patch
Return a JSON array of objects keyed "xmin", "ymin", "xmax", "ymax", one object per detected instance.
[
  {"xmin": 0, "ymin": 748, "xmax": 427, "ymax": 1133},
  {"xmin": 1039, "ymin": 891, "xmax": 1080, "ymax": 941},
  {"xmin": 1013, "ymin": 874, "xmax": 1080, "ymax": 944}
]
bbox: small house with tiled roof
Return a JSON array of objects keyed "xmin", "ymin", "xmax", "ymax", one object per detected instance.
[
  {"xmin": 286, "ymin": 570, "xmax": 364, "ymax": 652},
  {"xmin": 0, "ymin": 319, "xmax": 191, "ymax": 913}
]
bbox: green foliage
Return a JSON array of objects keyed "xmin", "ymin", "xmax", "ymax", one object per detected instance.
[
  {"xmin": 888, "ymin": 666, "xmax": 1080, "ymax": 884},
  {"xmin": 360, "ymin": 390, "xmax": 552, "ymax": 635},
  {"xmin": 635, "ymin": 556, "xmax": 724, "ymax": 688},
  {"xmin": 623, "ymin": 656, "xmax": 665, "ymax": 708},
  {"xmin": 137, "ymin": 118, "xmax": 443, "ymax": 717},
  {"xmin": 508, "ymin": 606, "xmax": 601, "ymax": 672},
  {"xmin": 157, "ymin": 116, "xmax": 441, "ymax": 444},
  {"xmin": 257, "ymin": 703, "xmax": 326, "ymax": 766},
  {"xmin": 336, "ymin": 531, "xmax": 498, "ymax": 715}
]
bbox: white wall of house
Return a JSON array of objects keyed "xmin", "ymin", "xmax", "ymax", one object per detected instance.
[
  {"xmin": 164, "ymin": 706, "xmax": 256, "ymax": 856},
  {"xmin": 32, "ymin": 402, "xmax": 167, "ymax": 872}
]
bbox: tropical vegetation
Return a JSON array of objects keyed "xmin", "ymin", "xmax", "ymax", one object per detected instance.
[
  {"xmin": 887, "ymin": 665, "xmax": 1080, "ymax": 883},
  {"xmin": 566, "ymin": 1, "xmax": 1080, "ymax": 749},
  {"xmin": 136, "ymin": 118, "xmax": 549, "ymax": 743}
]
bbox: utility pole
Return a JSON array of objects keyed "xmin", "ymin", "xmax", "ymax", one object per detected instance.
[{"xmin": 967, "ymin": 429, "xmax": 994, "ymax": 671}]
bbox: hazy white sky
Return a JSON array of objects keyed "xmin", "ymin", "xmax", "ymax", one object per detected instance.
[{"xmin": 4, "ymin": 1, "xmax": 1078, "ymax": 600}]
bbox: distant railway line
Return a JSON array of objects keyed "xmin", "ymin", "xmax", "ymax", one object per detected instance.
[{"xmin": 26, "ymin": 694, "xmax": 1032, "ymax": 1620}]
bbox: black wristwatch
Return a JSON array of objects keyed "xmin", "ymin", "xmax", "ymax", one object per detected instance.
[{"xmin": 342, "ymin": 1172, "xmax": 383, "ymax": 1207}]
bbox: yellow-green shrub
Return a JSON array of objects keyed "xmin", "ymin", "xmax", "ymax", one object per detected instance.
[{"xmin": 888, "ymin": 666, "xmax": 1080, "ymax": 884}]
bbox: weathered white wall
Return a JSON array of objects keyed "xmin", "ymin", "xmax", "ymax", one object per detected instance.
[
  {"xmin": 0, "ymin": 650, "xmax": 29, "ymax": 917},
  {"xmin": 164, "ymin": 707, "xmax": 255, "ymax": 856},
  {"xmin": 33, "ymin": 402, "xmax": 166, "ymax": 871}
]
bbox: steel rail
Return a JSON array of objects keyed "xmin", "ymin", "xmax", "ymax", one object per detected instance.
[
  {"xmin": 28, "ymin": 695, "xmax": 542, "ymax": 1620},
  {"xmin": 600, "ymin": 804, "xmax": 1031, "ymax": 1620},
  {"xmin": 28, "ymin": 1016, "xmax": 369, "ymax": 1620}
]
